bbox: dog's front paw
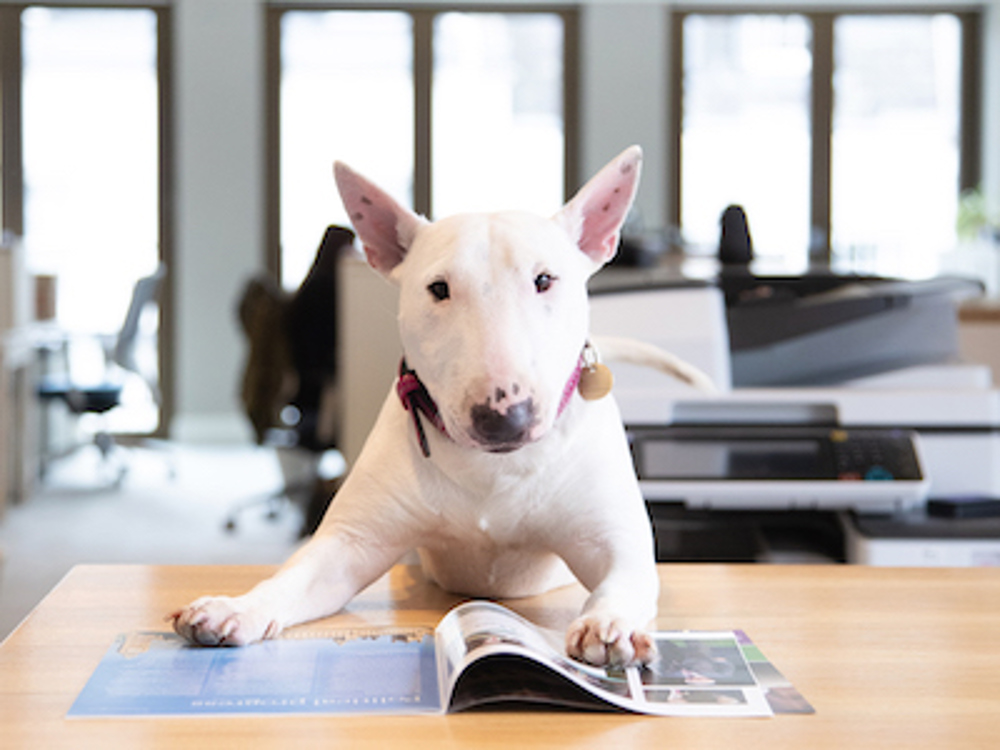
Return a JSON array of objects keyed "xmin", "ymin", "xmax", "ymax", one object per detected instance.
[
  {"xmin": 566, "ymin": 613, "xmax": 656, "ymax": 667},
  {"xmin": 169, "ymin": 596, "xmax": 280, "ymax": 647}
]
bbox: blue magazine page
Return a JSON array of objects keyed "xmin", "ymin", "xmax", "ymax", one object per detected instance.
[{"xmin": 68, "ymin": 628, "xmax": 440, "ymax": 718}]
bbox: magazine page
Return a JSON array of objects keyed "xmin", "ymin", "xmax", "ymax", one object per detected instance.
[
  {"xmin": 435, "ymin": 600, "xmax": 566, "ymax": 693},
  {"xmin": 435, "ymin": 602, "xmax": 772, "ymax": 717},
  {"xmin": 634, "ymin": 632, "xmax": 774, "ymax": 716},
  {"xmin": 68, "ymin": 626, "xmax": 441, "ymax": 718},
  {"xmin": 436, "ymin": 601, "xmax": 635, "ymax": 713},
  {"xmin": 735, "ymin": 630, "xmax": 815, "ymax": 715}
]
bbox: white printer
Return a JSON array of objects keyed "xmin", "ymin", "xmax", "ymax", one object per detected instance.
[{"xmin": 589, "ymin": 270, "xmax": 1000, "ymax": 564}]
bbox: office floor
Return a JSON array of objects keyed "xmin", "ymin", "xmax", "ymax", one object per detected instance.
[{"xmin": 0, "ymin": 442, "xmax": 305, "ymax": 642}]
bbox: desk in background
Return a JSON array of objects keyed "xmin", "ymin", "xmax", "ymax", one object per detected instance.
[
  {"xmin": 1, "ymin": 322, "xmax": 83, "ymax": 517},
  {"xmin": 1, "ymin": 563, "xmax": 997, "ymax": 748},
  {"xmin": 0, "ymin": 325, "xmax": 49, "ymax": 518}
]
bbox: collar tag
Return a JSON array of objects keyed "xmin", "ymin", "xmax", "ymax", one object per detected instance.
[{"xmin": 577, "ymin": 341, "xmax": 614, "ymax": 401}]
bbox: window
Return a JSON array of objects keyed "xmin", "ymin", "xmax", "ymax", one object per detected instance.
[
  {"xmin": 831, "ymin": 15, "xmax": 962, "ymax": 278},
  {"xmin": 432, "ymin": 12, "xmax": 564, "ymax": 218},
  {"xmin": 273, "ymin": 7, "xmax": 574, "ymax": 289},
  {"xmin": 22, "ymin": 7, "xmax": 161, "ymax": 334},
  {"xmin": 672, "ymin": 9, "xmax": 977, "ymax": 281},
  {"xmin": 680, "ymin": 15, "xmax": 812, "ymax": 269},
  {"xmin": 9, "ymin": 6, "xmax": 167, "ymax": 434},
  {"xmin": 279, "ymin": 11, "xmax": 413, "ymax": 287}
]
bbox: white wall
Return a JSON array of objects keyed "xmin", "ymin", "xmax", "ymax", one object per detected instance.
[
  {"xmin": 579, "ymin": 3, "xmax": 669, "ymax": 231},
  {"xmin": 172, "ymin": 0, "xmax": 263, "ymax": 442}
]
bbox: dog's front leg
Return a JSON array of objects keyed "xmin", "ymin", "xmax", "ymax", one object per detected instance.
[
  {"xmin": 170, "ymin": 528, "xmax": 403, "ymax": 647},
  {"xmin": 559, "ymin": 524, "xmax": 660, "ymax": 667}
]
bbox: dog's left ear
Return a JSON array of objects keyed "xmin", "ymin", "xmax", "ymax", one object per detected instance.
[
  {"xmin": 334, "ymin": 162, "xmax": 428, "ymax": 277},
  {"xmin": 554, "ymin": 145, "xmax": 642, "ymax": 267}
]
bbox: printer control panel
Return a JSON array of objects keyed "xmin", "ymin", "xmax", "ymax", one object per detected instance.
[
  {"xmin": 630, "ymin": 425, "xmax": 924, "ymax": 482},
  {"xmin": 829, "ymin": 429, "xmax": 923, "ymax": 481},
  {"xmin": 629, "ymin": 425, "xmax": 928, "ymax": 512}
]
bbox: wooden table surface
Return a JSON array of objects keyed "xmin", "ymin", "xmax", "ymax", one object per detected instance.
[{"xmin": 1, "ymin": 563, "xmax": 998, "ymax": 748}]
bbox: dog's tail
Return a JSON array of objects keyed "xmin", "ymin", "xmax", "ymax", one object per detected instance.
[{"xmin": 591, "ymin": 335, "xmax": 719, "ymax": 394}]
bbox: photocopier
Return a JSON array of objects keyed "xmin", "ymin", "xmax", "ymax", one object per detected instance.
[{"xmin": 589, "ymin": 267, "xmax": 1000, "ymax": 565}]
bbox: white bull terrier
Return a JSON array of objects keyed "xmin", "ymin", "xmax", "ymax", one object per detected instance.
[{"xmin": 172, "ymin": 146, "xmax": 663, "ymax": 666}]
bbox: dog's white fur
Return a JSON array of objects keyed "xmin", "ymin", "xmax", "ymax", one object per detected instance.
[{"xmin": 171, "ymin": 146, "xmax": 660, "ymax": 666}]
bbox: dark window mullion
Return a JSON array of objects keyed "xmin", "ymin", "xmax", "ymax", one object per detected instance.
[
  {"xmin": 265, "ymin": 7, "xmax": 282, "ymax": 280},
  {"xmin": 561, "ymin": 8, "xmax": 580, "ymax": 202},
  {"xmin": 0, "ymin": 5, "xmax": 23, "ymax": 238},
  {"xmin": 959, "ymin": 11, "xmax": 982, "ymax": 193},
  {"xmin": 156, "ymin": 5, "xmax": 174, "ymax": 436},
  {"xmin": 412, "ymin": 10, "xmax": 434, "ymax": 219},
  {"xmin": 810, "ymin": 12, "xmax": 834, "ymax": 265},
  {"xmin": 667, "ymin": 10, "xmax": 684, "ymax": 240}
]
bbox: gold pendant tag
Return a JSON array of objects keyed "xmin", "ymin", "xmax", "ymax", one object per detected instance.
[
  {"xmin": 578, "ymin": 362, "xmax": 613, "ymax": 400},
  {"xmin": 578, "ymin": 339, "xmax": 613, "ymax": 402}
]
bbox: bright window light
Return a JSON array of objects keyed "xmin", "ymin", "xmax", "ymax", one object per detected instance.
[
  {"xmin": 681, "ymin": 15, "xmax": 812, "ymax": 271},
  {"xmin": 21, "ymin": 7, "xmax": 159, "ymax": 333},
  {"xmin": 280, "ymin": 11, "xmax": 413, "ymax": 289},
  {"xmin": 432, "ymin": 12, "xmax": 564, "ymax": 218},
  {"xmin": 831, "ymin": 14, "xmax": 962, "ymax": 279}
]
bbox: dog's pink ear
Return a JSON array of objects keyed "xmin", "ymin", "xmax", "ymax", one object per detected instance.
[
  {"xmin": 554, "ymin": 146, "xmax": 642, "ymax": 266},
  {"xmin": 334, "ymin": 162, "xmax": 427, "ymax": 276}
]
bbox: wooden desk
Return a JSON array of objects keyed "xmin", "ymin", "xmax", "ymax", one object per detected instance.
[{"xmin": 1, "ymin": 564, "xmax": 998, "ymax": 748}]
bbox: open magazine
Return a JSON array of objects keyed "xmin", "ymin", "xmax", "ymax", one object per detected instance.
[{"xmin": 69, "ymin": 601, "xmax": 812, "ymax": 718}]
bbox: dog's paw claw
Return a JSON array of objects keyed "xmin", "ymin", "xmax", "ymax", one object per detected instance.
[
  {"xmin": 566, "ymin": 614, "xmax": 656, "ymax": 667},
  {"xmin": 170, "ymin": 596, "xmax": 277, "ymax": 647}
]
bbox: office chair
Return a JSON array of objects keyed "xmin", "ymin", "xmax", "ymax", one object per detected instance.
[
  {"xmin": 37, "ymin": 264, "xmax": 167, "ymax": 486},
  {"xmin": 225, "ymin": 227, "xmax": 352, "ymax": 536}
]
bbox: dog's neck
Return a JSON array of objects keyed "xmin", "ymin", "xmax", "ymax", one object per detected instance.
[{"xmin": 397, "ymin": 355, "xmax": 585, "ymax": 459}]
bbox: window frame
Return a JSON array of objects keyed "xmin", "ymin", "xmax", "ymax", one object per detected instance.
[
  {"xmin": 668, "ymin": 6, "xmax": 982, "ymax": 266},
  {"xmin": 264, "ymin": 3, "xmax": 580, "ymax": 284}
]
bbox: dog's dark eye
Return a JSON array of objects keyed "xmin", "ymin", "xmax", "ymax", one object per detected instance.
[
  {"xmin": 534, "ymin": 273, "xmax": 555, "ymax": 294},
  {"xmin": 428, "ymin": 280, "xmax": 450, "ymax": 301}
]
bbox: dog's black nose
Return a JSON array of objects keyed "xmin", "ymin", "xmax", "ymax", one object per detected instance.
[{"xmin": 470, "ymin": 399, "xmax": 535, "ymax": 451}]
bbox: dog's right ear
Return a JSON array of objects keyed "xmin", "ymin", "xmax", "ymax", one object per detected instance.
[{"xmin": 334, "ymin": 162, "xmax": 427, "ymax": 276}]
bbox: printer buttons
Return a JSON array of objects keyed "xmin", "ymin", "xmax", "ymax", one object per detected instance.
[{"xmin": 864, "ymin": 466, "xmax": 894, "ymax": 481}]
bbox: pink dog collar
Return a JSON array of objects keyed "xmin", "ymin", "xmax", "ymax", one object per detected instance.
[
  {"xmin": 558, "ymin": 359, "xmax": 584, "ymax": 417},
  {"xmin": 397, "ymin": 354, "xmax": 585, "ymax": 459}
]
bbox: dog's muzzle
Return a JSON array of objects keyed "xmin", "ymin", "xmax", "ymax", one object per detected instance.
[
  {"xmin": 469, "ymin": 398, "xmax": 537, "ymax": 453},
  {"xmin": 397, "ymin": 353, "xmax": 586, "ymax": 458}
]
